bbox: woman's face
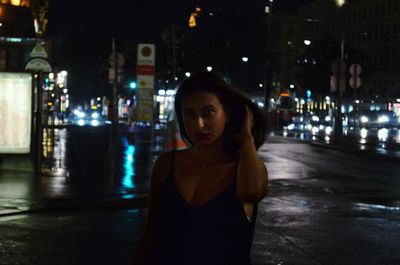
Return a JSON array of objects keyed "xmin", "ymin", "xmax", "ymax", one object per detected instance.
[{"xmin": 181, "ymin": 91, "xmax": 230, "ymax": 146}]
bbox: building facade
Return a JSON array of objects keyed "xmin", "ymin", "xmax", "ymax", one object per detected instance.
[
  {"xmin": 298, "ymin": 0, "xmax": 400, "ymax": 98},
  {"xmin": 0, "ymin": 0, "xmax": 49, "ymax": 71}
]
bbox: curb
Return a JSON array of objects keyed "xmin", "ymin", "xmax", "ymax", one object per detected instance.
[{"xmin": 0, "ymin": 193, "xmax": 149, "ymax": 217}]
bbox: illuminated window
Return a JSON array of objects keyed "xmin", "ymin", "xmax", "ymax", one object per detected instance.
[
  {"xmin": 188, "ymin": 7, "xmax": 202, "ymax": 28},
  {"xmin": 0, "ymin": 0, "xmax": 30, "ymax": 6}
]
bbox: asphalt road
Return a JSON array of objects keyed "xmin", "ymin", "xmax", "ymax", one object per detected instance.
[
  {"xmin": 0, "ymin": 209, "xmax": 147, "ymax": 265},
  {"xmin": 253, "ymin": 136, "xmax": 400, "ymax": 265},
  {"xmin": 280, "ymin": 126, "xmax": 400, "ymax": 156}
]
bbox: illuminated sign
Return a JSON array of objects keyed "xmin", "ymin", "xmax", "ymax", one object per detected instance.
[
  {"xmin": 25, "ymin": 57, "xmax": 52, "ymax": 72},
  {"xmin": 137, "ymin": 44, "xmax": 156, "ymax": 122},
  {"xmin": 0, "ymin": 72, "xmax": 32, "ymax": 154}
]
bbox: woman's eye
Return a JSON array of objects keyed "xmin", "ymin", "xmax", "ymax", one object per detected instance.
[{"xmin": 203, "ymin": 109, "xmax": 215, "ymax": 116}]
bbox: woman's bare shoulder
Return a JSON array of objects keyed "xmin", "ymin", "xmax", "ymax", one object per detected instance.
[
  {"xmin": 153, "ymin": 149, "xmax": 190, "ymax": 172},
  {"xmin": 153, "ymin": 151, "xmax": 172, "ymax": 171}
]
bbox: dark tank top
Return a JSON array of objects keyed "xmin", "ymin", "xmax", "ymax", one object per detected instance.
[{"xmin": 150, "ymin": 151, "xmax": 258, "ymax": 265}]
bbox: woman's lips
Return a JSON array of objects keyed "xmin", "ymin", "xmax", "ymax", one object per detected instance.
[{"xmin": 194, "ymin": 133, "xmax": 211, "ymax": 141}]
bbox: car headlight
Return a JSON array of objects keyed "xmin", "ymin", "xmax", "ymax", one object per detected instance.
[
  {"xmin": 325, "ymin": 116, "xmax": 331, "ymax": 122},
  {"xmin": 325, "ymin": 126, "xmax": 333, "ymax": 135},
  {"xmin": 91, "ymin": 112, "xmax": 100, "ymax": 119},
  {"xmin": 91, "ymin": 120, "xmax": 99, "ymax": 126},
  {"xmin": 311, "ymin": 126, "xmax": 319, "ymax": 134},
  {"xmin": 378, "ymin": 115, "xmax": 389, "ymax": 123},
  {"xmin": 360, "ymin": 116, "xmax": 368, "ymax": 123},
  {"xmin": 311, "ymin": 115, "xmax": 319, "ymax": 122}
]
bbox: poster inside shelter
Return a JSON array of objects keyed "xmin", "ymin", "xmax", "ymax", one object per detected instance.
[{"xmin": 0, "ymin": 72, "xmax": 32, "ymax": 154}]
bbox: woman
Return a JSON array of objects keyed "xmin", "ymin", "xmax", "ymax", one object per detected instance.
[{"xmin": 132, "ymin": 71, "xmax": 268, "ymax": 265}]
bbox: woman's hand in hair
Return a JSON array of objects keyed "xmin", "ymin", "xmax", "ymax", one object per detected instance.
[
  {"xmin": 235, "ymin": 104, "xmax": 268, "ymax": 202},
  {"xmin": 232, "ymin": 105, "xmax": 254, "ymax": 145}
]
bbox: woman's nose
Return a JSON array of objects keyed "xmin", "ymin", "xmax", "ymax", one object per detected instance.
[{"xmin": 196, "ymin": 117, "xmax": 205, "ymax": 129}]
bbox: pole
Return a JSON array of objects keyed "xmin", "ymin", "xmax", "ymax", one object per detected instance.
[
  {"xmin": 112, "ymin": 37, "xmax": 118, "ymax": 138},
  {"xmin": 264, "ymin": 0, "xmax": 273, "ymax": 117},
  {"xmin": 353, "ymin": 74, "xmax": 357, "ymax": 99},
  {"xmin": 35, "ymin": 71, "xmax": 43, "ymax": 176},
  {"xmin": 107, "ymin": 38, "xmax": 119, "ymax": 183},
  {"xmin": 334, "ymin": 35, "xmax": 344, "ymax": 145},
  {"xmin": 171, "ymin": 25, "xmax": 177, "ymax": 82},
  {"xmin": 225, "ymin": 23, "xmax": 231, "ymax": 83}
]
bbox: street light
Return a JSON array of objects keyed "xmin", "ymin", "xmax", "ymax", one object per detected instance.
[
  {"xmin": 304, "ymin": 39, "xmax": 311, "ymax": 46},
  {"xmin": 265, "ymin": 0, "xmax": 273, "ymax": 14},
  {"xmin": 206, "ymin": 66, "xmax": 213, "ymax": 72},
  {"xmin": 335, "ymin": 0, "xmax": 345, "ymax": 7},
  {"xmin": 333, "ymin": 0, "xmax": 346, "ymax": 145},
  {"xmin": 264, "ymin": 0, "xmax": 274, "ymax": 115},
  {"xmin": 242, "ymin": 57, "xmax": 249, "ymax": 62}
]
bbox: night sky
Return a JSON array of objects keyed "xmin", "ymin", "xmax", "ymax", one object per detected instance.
[{"xmin": 46, "ymin": 0, "xmax": 312, "ymax": 103}]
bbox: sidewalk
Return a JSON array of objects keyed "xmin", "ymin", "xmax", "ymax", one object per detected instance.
[
  {"xmin": 0, "ymin": 125, "xmax": 154, "ymax": 217},
  {"xmin": 0, "ymin": 155, "xmax": 150, "ymax": 217}
]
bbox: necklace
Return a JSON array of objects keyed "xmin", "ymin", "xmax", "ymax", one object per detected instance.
[{"xmin": 191, "ymin": 148, "xmax": 209, "ymax": 171}]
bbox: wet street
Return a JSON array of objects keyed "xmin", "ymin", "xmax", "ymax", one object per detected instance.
[
  {"xmin": 253, "ymin": 136, "xmax": 400, "ymax": 265},
  {"xmin": 1, "ymin": 124, "xmax": 400, "ymax": 264},
  {"xmin": 40, "ymin": 125, "xmax": 156, "ymax": 196},
  {"xmin": 281, "ymin": 126, "xmax": 400, "ymax": 157}
]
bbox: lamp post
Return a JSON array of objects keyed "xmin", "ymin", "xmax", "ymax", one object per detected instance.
[
  {"xmin": 240, "ymin": 57, "xmax": 249, "ymax": 91},
  {"xmin": 264, "ymin": 0, "xmax": 274, "ymax": 116},
  {"xmin": 333, "ymin": 0, "xmax": 347, "ymax": 145}
]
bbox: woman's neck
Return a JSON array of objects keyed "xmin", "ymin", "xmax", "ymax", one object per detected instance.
[{"xmin": 191, "ymin": 141, "xmax": 233, "ymax": 165}]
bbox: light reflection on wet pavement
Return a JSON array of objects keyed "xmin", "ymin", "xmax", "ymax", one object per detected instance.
[
  {"xmin": 2, "ymin": 127, "xmax": 400, "ymax": 264},
  {"xmin": 279, "ymin": 127, "xmax": 400, "ymax": 158},
  {"xmin": 251, "ymin": 136, "xmax": 400, "ymax": 265},
  {"xmin": 37, "ymin": 125, "xmax": 159, "ymax": 199}
]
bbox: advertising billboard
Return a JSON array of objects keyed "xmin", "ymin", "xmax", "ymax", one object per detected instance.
[{"xmin": 0, "ymin": 72, "xmax": 32, "ymax": 154}]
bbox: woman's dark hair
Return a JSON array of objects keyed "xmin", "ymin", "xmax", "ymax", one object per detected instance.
[{"xmin": 174, "ymin": 71, "xmax": 268, "ymax": 152}]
